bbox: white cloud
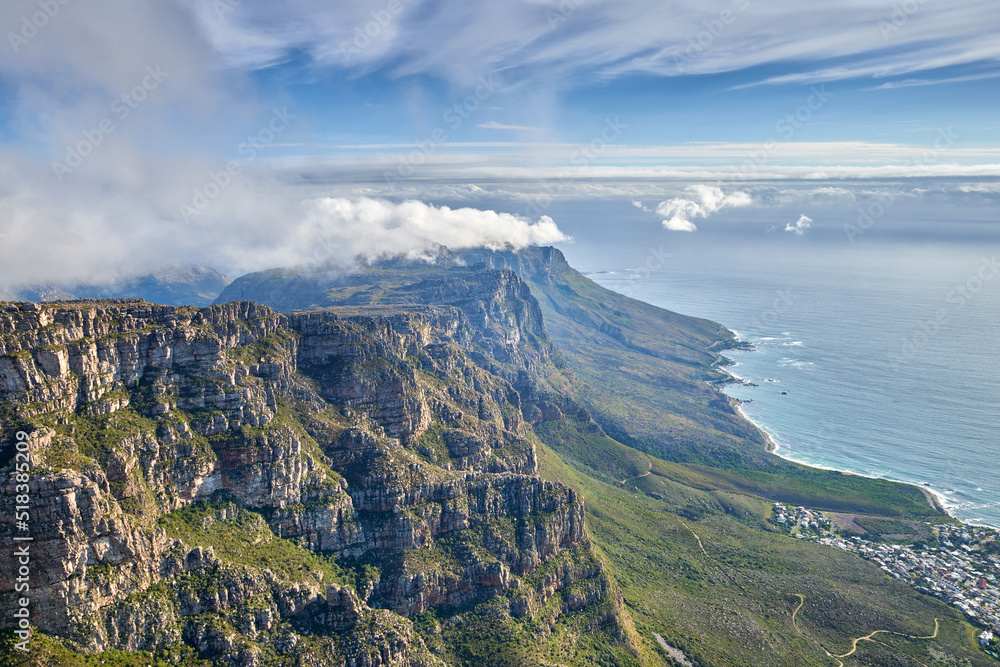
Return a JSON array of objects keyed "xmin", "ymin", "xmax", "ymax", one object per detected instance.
[
  {"xmin": 655, "ymin": 185, "xmax": 752, "ymax": 232},
  {"xmin": 174, "ymin": 1, "xmax": 1000, "ymax": 89},
  {"xmin": 659, "ymin": 203, "xmax": 701, "ymax": 232},
  {"xmin": 868, "ymin": 71, "xmax": 1000, "ymax": 91},
  {"xmin": 663, "ymin": 219, "xmax": 699, "ymax": 233},
  {"xmin": 0, "ymin": 0, "xmax": 306, "ymax": 287},
  {"xmin": 0, "ymin": 3, "xmax": 576, "ymax": 288},
  {"xmin": 315, "ymin": 141, "xmax": 1000, "ymax": 165},
  {"xmin": 749, "ymin": 186, "xmax": 858, "ymax": 208},
  {"xmin": 478, "ymin": 121, "xmax": 544, "ymax": 131},
  {"xmin": 958, "ymin": 183, "xmax": 1000, "ymax": 194},
  {"xmin": 0, "ymin": 185, "xmax": 569, "ymax": 289},
  {"xmin": 785, "ymin": 214, "xmax": 812, "ymax": 235},
  {"xmin": 298, "ymin": 197, "xmax": 570, "ymax": 265},
  {"xmin": 277, "ymin": 142, "xmax": 1000, "ymax": 191}
]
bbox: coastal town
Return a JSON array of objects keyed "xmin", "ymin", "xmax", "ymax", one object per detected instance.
[{"xmin": 772, "ymin": 503, "xmax": 1000, "ymax": 655}]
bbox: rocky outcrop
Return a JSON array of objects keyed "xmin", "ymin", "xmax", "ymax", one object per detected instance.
[
  {"xmin": 0, "ymin": 296, "xmax": 604, "ymax": 665},
  {"xmin": 67, "ymin": 540, "xmax": 442, "ymax": 666},
  {"xmin": 373, "ymin": 476, "xmax": 587, "ymax": 616}
]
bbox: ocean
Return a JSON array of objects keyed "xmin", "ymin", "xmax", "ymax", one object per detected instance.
[{"xmin": 557, "ymin": 234, "xmax": 1000, "ymax": 528}]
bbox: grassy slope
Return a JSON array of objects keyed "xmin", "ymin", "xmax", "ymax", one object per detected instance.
[{"xmin": 535, "ymin": 414, "xmax": 992, "ymax": 667}]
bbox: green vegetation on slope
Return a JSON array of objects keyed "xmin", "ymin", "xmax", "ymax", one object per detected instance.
[
  {"xmin": 534, "ymin": 414, "xmax": 993, "ymax": 667},
  {"xmin": 157, "ymin": 494, "xmax": 353, "ymax": 588},
  {"xmin": 1, "ymin": 632, "xmax": 211, "ymax": 667}
]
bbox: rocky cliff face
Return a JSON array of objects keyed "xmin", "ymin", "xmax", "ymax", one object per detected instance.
[
  {"xmin": 215, "ymin": 262, "xmax": 555, "ymax": 390},
  {"xmin": 0, "ymin": 289, "xmax": 614, "ymax": 665}
]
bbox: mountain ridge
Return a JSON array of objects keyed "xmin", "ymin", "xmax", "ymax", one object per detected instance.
[
  {"xmin": 0, "ymin": 275, "xmax": 642, "ymax": 665},
  {"xmin": 1, "ymin": 265, "xmax": 231, "ymax": 308}
]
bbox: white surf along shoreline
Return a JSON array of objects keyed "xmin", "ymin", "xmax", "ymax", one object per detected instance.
[{"xmin": 713, "ymin": 336, "xmax": 993, "ymax": 529}]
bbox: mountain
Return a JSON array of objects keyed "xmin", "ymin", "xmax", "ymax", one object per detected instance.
[
  {"xmin": 0, "ymin": 285, "xmax": 640, "ymax": 666},
  {"xmin": 1, "ymin": 249, "xmax": 991, "ymax": 666},
  {"xmin": 1, "ymin": 265, "xmax": 231, "ymax": 307},
  {"xmin": 216, "ymin": 246, "xmax": 759, "ymax": 463},
  {"xmin": 216, "ymin": 247, "xmax": 937, "ymax": 512}
]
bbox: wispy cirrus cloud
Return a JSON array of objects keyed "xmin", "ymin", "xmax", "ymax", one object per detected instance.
[
  {"xmin": 179, "ymin": 0, "xmax": 1000, "ymax": 89},
  {"xmin": 867, "ymin": 71, "xmax": 1000, "ymax": 90},
  {"xmin": 477, "ymin": 121, "xmax": 545, "ymax": 132}
]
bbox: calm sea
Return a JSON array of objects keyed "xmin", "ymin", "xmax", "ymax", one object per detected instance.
[{"xmin": 559, "ymin": 237, "xmax": 1000, "ymax": 528}]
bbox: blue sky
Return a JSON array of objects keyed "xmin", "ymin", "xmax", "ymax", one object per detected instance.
[
  {"xmin": 0, "ymin": 0, "xmax": 998, "ymax": 285},
  {"xmin": 233, "ymin": 0, "xmax": 1000, "ymax": 151}
]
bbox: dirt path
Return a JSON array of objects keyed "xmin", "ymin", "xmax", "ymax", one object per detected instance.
[
  {"xmin": 831, "ymin": 618, "xmax": 939, "ymax": 659},
  {"xmin": 621, "ymin": 460, "xmax": 652, "ymax": 485},
  {"xmin": 866, "ymin": 638, "xmax": 933, "ymax": 667},
  {"xmin": 836, "ymin": 630, "xmax": 888, "ymax": 658},
  {"xmin": 669, "ymin": 518, "xmax": 939, "ymax": 665},
  {"xmin": 791, "ymin": 594, "xmax": 939, "ymax": 665},
  {"xmin": 790, "ymin": 595, "xmax": 847, "ymax": 667},
  {"xmin": 791, "ymin": 594, "xmax": 806, "ymax": 634},
  {"xmin": 678, "ymin": 519, "xmax": 708, "ymax": 557}
]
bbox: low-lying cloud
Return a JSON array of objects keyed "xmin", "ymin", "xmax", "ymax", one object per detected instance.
[
  {"xmin": 656, "ymin": 185, "xmax": 753, "ymax": 232},
  {"xmin": 298, "ymin": 197, "xmax": 569, "ymax": 265},
  {"xmin": 0, "ymin": 0, "xmax": 570, "ymax": 291},
  {"xmin": 0, "ymin": 187, "xmax": 568, "ymax": 290}
]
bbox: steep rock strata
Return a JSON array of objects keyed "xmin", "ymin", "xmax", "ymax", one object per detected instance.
[{"xmin": 0, "ymin": 295, "xmax": 608, "ymax": 665}]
